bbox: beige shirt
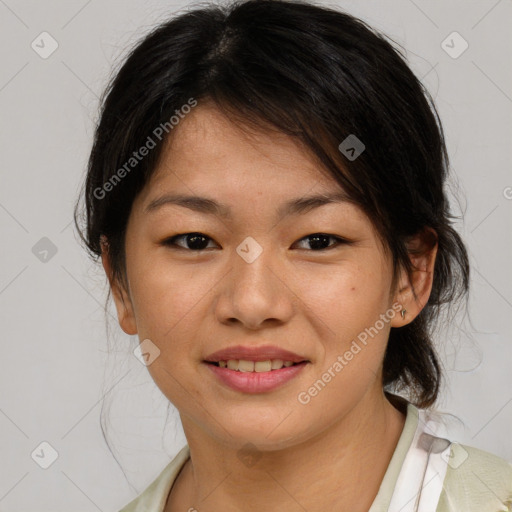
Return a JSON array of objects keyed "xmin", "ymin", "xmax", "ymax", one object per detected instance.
[{"xmin": 118, "ymin": 401, "xmax": 512, "ymax": 511}]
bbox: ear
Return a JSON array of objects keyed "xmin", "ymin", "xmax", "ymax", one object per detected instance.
[
  {"xmin": 390, "ymin": 227, "xmax": 438, "ymax": 327},
  {"xmin": 100, "ymin": 236, "xmax": 138, "ymax": 335}
]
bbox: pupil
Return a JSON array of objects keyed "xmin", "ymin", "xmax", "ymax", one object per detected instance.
[
  {"xmin": 309, "ymin": 234, "xmax": 330, "ymax": 250},
  {"xmin": 187, "ymin": 233, "xmax": 208, "ymax": 250}
]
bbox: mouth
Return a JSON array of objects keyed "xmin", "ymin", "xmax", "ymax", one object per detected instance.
[
  {"xmin": 204, "ymin": 359, "xmax": 308, "ymax": 372},
  {"xmin": 202, "ymin": 345, "xmax": 310, "ymax": 392},
  {"xmin": 203, "ymin": 359, "xmax": 310, "ymax": 393},
  {"xmin": 204, "ymin": 344, "xmax": 309, "ymax": 367}
]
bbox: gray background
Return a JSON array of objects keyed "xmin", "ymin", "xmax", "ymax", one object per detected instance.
[{"xmin": 0, "ymin": 0, "xmax": 511, "ymax": 510}]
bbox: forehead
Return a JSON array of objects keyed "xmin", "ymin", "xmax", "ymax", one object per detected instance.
[
  {"xmin": 148, "ymin": 102, "xmax": 339, "ymax": 192},
  {"xmin": 127, "ymin": 103, "xmax": 387, "ymax": 254}
]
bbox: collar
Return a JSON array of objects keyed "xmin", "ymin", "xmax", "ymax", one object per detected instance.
[
  {"xmin": 121, "ymin": 393, "xmax": 444, "ymax": 512},
  {"xmin": 370, "ymin": 394, "xmax": 452, "ymax": 512}
]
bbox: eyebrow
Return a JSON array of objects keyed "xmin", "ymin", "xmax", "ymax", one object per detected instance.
[{"xmin": 144, "ymin": 191, "xmax": 353, "ymax": 220}]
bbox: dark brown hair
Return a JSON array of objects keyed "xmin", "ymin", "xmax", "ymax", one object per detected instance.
[{"xmin": 74, "ymin": 0, "xmax": 470, "ymax": 408}]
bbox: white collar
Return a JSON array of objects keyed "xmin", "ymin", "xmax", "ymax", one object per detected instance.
[{"xmin": 385, "ymin": 406, "xmax": 453, "ymax": 512}]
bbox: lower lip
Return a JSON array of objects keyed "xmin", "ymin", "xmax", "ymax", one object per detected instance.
[{"xmin": 204, "ymin": 361, "xmax": 309, "ymax": 393}]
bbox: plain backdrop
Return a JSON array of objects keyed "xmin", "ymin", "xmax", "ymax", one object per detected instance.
[{"xmin": 0, "ymin": 0, "xmax": 511, "ymax": 510}]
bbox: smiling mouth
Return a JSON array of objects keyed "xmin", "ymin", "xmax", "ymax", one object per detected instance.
[{"xmin": 204, "ymin": 359, "xmax": 308, "ymax": 372}]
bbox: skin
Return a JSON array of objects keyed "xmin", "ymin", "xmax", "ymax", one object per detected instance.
[{"xmin": 102, "ymin": 102, "xmax": 438, "ymax": 511}]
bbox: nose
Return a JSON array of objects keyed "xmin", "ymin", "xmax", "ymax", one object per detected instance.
[{"xmin": 214, "ymin": 241, "xmax": 295, "ymax": 330}]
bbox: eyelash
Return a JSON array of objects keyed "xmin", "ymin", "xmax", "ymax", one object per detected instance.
[{"xmin": 161, "ymin": 232, "xmax": 351, "ymax": 252}]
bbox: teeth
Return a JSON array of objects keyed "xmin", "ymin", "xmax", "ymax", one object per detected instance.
[
  {"xmin": 217, "ymin": 359, "xmax": 299, "ymax": 371},
  {"xmin": 238, "ymin": 360, "xmax": 254, "ymax": 372},
  {"xmin": 271, "ymin": 359, "xmax": 284, "ymax": 369},
  {"xmin": 255, "ymin": 360, "xmax": 272, "ymax": 372},
  {"xmin": 227, "ymin": 359, "xmax": 238, "ymax": 370}
]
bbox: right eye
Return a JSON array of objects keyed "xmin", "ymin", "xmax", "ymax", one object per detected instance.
[{"xmin": 161, "ymin": 232, "xmax": 219, "ymax": 251}]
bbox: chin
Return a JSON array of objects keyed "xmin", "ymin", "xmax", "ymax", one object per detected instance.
[{"xmin": 214, "ymin": 415, "xmax": 312, "ymax": 453}]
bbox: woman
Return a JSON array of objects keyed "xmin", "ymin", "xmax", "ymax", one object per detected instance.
[{"xmin": 74, "ymin": 0, "xmax": 512, "ymax": 510}]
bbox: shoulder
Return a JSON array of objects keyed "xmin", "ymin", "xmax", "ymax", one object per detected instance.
[
  {"xmin": 117, "ymin": 445, "xmax": 191, "ymax": 512},
  {"xmin": 437, "ymin": 442, "xmax": 512, "ymax": 511}
]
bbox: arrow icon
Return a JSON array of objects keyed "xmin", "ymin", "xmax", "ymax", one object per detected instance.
[
  {"xmin": 31, "ymin": 31, "xmax": 59, "ymax": 59},
  {"xmin": 338, "ymin": 134, "xmax": 365, "ymax": 161},
  {"xmin": 32, "ymin": 238, "xmax": 58, "ymax": 262},
  {"xmin": 236, "ymin": 237, "xmax": 262, "ymax": 263},
  {"xmin": 441, "ymin": 32, "xmax": 468, "ymax": 59},
  {"xmin": 135, "ymin": 339, "xmax": 160, "ymax": 365},
  {"xmin": 31, "ymin": 441, "xmax": 59, "ymax": 468}
]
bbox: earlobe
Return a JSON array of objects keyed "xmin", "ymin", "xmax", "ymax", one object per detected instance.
[
  {"xmin": 390, "ymin": 227, "xmax": 438, "ymax": 327},
  {"xmin": 100, "ymin": 242, "xmax": 138, "ymax": 335},
  {"xmin": 390, "ymin": 267, "xmax": 414, "ymax": 328}
]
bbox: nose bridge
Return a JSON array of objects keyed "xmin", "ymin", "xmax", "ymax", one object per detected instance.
[
  {"xmin": 216, "ymin": 235, "xmax": 294, "ymax": 327},
  {"xmin": 232, "ymin": 235, "xmax": 278, "ymax": 295}
]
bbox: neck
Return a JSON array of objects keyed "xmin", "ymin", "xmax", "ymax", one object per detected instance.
[{"xmin": 167, "ymin": 390, "xmax": 407, "ymax": 512}]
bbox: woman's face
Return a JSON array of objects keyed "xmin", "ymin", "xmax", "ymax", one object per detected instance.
[{"xmin": 108, "ymin": 103, "xmax": 408, "ymax": 451}]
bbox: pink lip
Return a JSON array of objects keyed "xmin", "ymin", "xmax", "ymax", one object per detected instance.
[
  {"xmin": 204, "ymin": 344, "xmax": 308, "ymax": 363},
  {"xmin": 204, "ymin": 361, "xmax": 309, "ymax": 393}
]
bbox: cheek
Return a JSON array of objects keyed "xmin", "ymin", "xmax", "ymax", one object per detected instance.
[
  {"xmin": 295, "ymin": 261, "xmax": 393, "ymax": 396},
  {"xmin": 128, "ymin": 254, "xmax": 210, "ymax": 344},
  {"xmin": 128, "ymin": 261, "xmax": 210, "ymax": 404},
  {"xmin": 295, "ymin": 260, "xmax": 391, "ymax": 334}
]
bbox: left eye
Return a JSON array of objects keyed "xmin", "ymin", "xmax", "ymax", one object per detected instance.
[
  {"xmin": 293, "ymin": 233, "xmax": 347, "ymax": 251},
  {"xmin": 162, "ymin": 232, "xmax": 349, "ymax": 252},
  {"xmin": 163, "ymin": 232, "xmax": 217, "ymax": 251}
]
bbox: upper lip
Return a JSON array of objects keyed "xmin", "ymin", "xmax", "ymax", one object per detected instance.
[{"xmin": 204, "ymin": 345, "xmax": 308, "ymax": 363}]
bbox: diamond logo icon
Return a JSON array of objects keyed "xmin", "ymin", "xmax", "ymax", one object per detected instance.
[
  {"xmin": 236, "ymin": 236, "xmax": 263, "ymax": 263},
  {"xmin": 338, "ymin": 134, "xmax": 365, "ymax": 161},
  {"xmin": 441, "ymin": 31, "xmax": 468, "ymax": 59},
  {"xmin": 31, "ymin": 31, "xmax": 59, "ymax": 59},
  {"xmin": 441, "ymin": 442, "xmax": 468, "ymax": 469},
  {"xmin": 32, "ymin": 237, "xmax": 58, "ymax": 263},
  {"xmin": 237, "ymin": 442, "xmax": 262, "ymax": 468},
  {"xmin": 134, "ymin": 338, "xmax": 161, "ymax": 366},
  {"xmin": 31, "ymin": 441, "xmax": 59, "ymax": 469}
]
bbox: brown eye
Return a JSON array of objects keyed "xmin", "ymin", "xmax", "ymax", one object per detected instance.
[
  {"xmin": 163, "ymin": 232, "xmax": 218, "ymax": 251},
  {"xmin": 293, "ymin": 233, "xmax": 348, "ymax": 251}
]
